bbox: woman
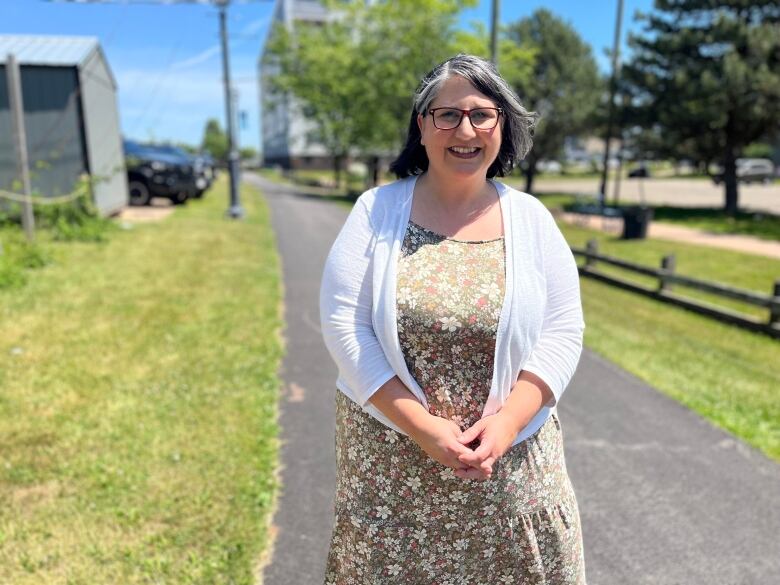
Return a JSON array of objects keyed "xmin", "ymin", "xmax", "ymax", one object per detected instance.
[{"xmin": 320, "ymin": 54, "xmax": 586, "ymax": 583}]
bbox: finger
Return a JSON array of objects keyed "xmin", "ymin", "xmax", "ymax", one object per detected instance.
[
  {"xmin": 457, "ymin": 420, "xmax": 485, "ymax": 444},
  {"xmin": 473, "ymin": 436, "xmax": 494, "ymax": 460},
  {"xmin": 457, "ymin": 451, "xmax": 481, "ymax": 468},
  {"xmin": 455, "ymin": 466, "xmax": 491, "ymax": 481},
  {"xmin": 480, "ymin": 456, "xmax": 496, "ymax": 474}
]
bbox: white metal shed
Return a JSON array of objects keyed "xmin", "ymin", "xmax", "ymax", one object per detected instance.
[{"xmin": 0, "ymin": 35, "xmax": 127, "ymax": 216}]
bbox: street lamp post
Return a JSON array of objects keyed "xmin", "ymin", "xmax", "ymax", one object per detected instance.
[
  {"xmin": 218, "ymin": 0, "xmax": 244, "ymax": 219},
  {"xmin": 599, "ymin": 0, "xmax": 624, "ymax": 209},
  {"xmin": 490, "ymin": 0, "xmax": 500, "ymax": 66}
]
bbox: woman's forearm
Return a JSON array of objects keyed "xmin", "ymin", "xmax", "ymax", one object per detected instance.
[
  {"xmin": 498, "ymin": 371, "xmax": 555, "ymax": 435},
  {"xmin": 367, "ymin": 376, "xmax": 432, "ymax": 439}
]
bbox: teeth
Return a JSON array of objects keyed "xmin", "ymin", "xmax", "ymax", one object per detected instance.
[{"xmin": 450, "ymin": 146, "xmax": 478, "ymax": 154}]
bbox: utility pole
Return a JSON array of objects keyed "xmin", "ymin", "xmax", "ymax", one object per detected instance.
[
  {"xmin": 490, "ymin": 0, "xmax": 500, "ymax": 66},
  {"xmin": 599, "ymin": 0, "xmax": 624, "ymax": 209},
  {"xmin": 218, "ymin": 0, "xmax": 244, "ymax": 219},
  {"xmin": 5, "ymin": 53, "xmax": 35, "ymax": 242}
]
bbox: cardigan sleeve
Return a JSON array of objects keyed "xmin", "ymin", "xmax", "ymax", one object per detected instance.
[
  {"xmin": 521, "ymin": 211, "xmax": 585, "ymax": 406},
  {"xmin": 319, "ymin": 196, "xmax": 396, "ymax": 407}
]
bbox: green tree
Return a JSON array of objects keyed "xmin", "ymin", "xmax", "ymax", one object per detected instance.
[
  {"xmin": 622, "ymin": 0, "xmax": 780, "ymax": 215},
  {"xmin": 201, "ymin": 119, "xmax": 228, "ymax": 163},
  {"xmin": 505, "ymin": 9, "xmax": 603, "ymax": 194},
  {"xmin": 264, "ymin": 0, "xmax": 512, "ymax": 187},
  {"xmin": 239, "ymin": 146, "xmax": 258, "ymax": 161}
]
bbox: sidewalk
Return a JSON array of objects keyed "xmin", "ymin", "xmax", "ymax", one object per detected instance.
[
  {"xmin": 248, "ymin": 172, "xmax": 780, "ymax": 585},
  {"xmin": 557, "ymin": 210, "xmax": 780, "ymax": 260}
]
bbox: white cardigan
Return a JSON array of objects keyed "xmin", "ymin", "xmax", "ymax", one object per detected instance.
[{"xmin": 319, "ymin": 176, "xmax": 585, "ymax": 446}]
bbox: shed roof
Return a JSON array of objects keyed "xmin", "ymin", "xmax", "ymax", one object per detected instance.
[
  {"xmin": 0, "ymin": 34, "xmax": 117, "ymax": 90},
  {"xmin": 0, "ymin": 35, "xmax": 101, "ymax": 66}
]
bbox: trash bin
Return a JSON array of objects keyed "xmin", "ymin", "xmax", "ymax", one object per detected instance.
[{"xmin": 621, "ymin": 206, "xmax": 653, "ymax": 239}]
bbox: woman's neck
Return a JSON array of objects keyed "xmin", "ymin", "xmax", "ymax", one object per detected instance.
[{"xmin": 417, "ymin": 170, "xmax": 493, "ymax": 213}]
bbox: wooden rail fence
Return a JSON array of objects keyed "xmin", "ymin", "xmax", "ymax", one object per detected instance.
[{"xmin": 572, "ymin": 239, "xmax": 780, "ymax": 340}]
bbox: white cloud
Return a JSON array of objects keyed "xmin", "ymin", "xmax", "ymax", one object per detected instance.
[
  {"xmin": 171, "ymin": 44, "xmax": 221, "ymax": 69},
  {"xmin": 240, "ymin": 16, "xmax": 269, "ymax": 37}
]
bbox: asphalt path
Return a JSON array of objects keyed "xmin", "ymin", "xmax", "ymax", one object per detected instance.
[
  {"xmin": 526, "ymin": 177, "xmax": 780, "ymax": 214},
  {"xmin": 249, "ymin": 173, "xmax": 780, "ymax": 585}
]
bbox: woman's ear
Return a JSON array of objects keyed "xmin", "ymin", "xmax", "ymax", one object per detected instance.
[{"xmin": 417, "ymin": 113, "xmax": 425, "ymax": 146}]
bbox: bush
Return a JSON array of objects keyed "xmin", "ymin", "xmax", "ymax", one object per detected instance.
[{"xmin": 34, "ymin": 190, "xmax": 116, "ymax": 243}]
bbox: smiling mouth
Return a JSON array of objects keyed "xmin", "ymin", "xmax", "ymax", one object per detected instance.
[{"xmin": 448, "ymin": 146, "xmax": 481, "ymax": 159}]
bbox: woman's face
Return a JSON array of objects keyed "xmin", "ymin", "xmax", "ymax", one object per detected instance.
[{"xmin": 417, "ymin": 75, "xmax": 502, "ymax": 181}]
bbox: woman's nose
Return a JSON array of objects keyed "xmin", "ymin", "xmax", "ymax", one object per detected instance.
[{"xmin": 455, "ymin": 115, "xmax": 477, "ymax": 138}]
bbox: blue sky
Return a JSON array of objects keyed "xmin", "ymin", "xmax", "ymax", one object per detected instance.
[{"xmin": 2, "ymin": 0, "xmax": 654, "ymax": 151}]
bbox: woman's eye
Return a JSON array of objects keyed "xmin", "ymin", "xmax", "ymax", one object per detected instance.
[
  {"xmin": 438, "ymin": 110, "xmax": 459, "ymax": 120},
  {"xmin": 472, "ymin": 110, "xmax": 493, "ymax": 121}
]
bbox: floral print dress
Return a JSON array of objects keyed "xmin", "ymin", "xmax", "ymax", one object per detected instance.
[{"xmin": 324, "ymin": 220, "xmax": 586, "ymax": 584}]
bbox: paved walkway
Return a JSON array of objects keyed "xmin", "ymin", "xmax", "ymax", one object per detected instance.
[
  {"xmin": 248, "ymin": 173, "xmax": 780, "ymax": 585},
  {"xmin": 529, "ymin": 177, "xmax": 780, "ymax": 215},
  {"xmin": 558, "ymin": 211, "xmax": 780, "ymax": 260}
]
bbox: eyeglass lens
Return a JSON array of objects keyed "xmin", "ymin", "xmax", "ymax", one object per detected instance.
[{"xmin": 432, "ymin": 108, "xmax": 499, "ymax": 130}]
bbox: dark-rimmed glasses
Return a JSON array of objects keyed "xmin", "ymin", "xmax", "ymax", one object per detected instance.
[{"xmin": 427, "ymin": 107, "xmax": 502, "ymax": 130}]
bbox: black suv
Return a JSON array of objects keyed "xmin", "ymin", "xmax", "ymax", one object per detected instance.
[
  {"xmin": 150, "ymin": 145, "xmax": 214, "ymax": 198},
  {"xmin": 123, "ymin": 140, "xmax": 198, "ymax": 206}
]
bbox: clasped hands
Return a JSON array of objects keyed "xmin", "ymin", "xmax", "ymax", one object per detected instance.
[{"xmin": 412, "ymin": 410, "xmax": 520, "ymax": 482}]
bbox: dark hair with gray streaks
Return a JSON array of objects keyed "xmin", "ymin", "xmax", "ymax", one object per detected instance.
[{"xmin": 390, "ymin": 54, "xmax": 537, "ymax": 179}]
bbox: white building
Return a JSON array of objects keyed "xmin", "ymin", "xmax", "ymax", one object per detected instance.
[{"xmin": 258, "ymin": 0, "xmax": 336, "ymax": 169}]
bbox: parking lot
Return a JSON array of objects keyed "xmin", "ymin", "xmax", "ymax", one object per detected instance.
[{"xmin": 532, "ymin": 178, "xmax": 780, "ymax": 214}]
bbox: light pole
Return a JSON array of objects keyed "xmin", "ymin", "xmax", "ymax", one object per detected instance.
[
  {"xmin": 218, "ymin": 0, "xmax": 244, "ymax": 219},
  {"xmin": 490, "ymin": 0, "xmax": 500, "ymax": 66},
  {"xmin": 599, "ymin": 0, "xmax": 624, "ymax": 209}
]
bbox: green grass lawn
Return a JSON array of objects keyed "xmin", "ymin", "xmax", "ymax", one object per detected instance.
[
  {"xmin": 0, "ymin": 179, "xmax": 283, "ymax": 583},
  {"xmin": 553, "ymin": 217, "xmax": 780, "ymax": 462}
]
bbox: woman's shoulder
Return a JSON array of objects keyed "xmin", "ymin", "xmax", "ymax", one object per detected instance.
[
  {"xmin": 357, "ymin": 176, "xmax": 414, "ymax": 208},
  {"xmin": 354, "ymin": 177, "xmax": 415, "ymax": 226}
]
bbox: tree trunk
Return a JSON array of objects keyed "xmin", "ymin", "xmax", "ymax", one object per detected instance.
[
  {"xmin": 524, "ymin": 162, "xmax": 537, "ymax": 195},
  {"xmin": 723, "ymin": 140, "xmax": 739, "ymax": 217},
  {"xmin": 333, "ymin": 154, "xmax": 343, "ymax": 189},
  {"xmin": 372, "ymin": 156, "xmax": 380, "ymax": 187},
  {"xmin": 365, "ymin": 155, "xmax": 380, "ymax": 189}
]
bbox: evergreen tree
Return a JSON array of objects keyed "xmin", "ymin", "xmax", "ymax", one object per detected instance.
[{"xmin": 623, "ymin": 0, "xmax": 780, "ymax": 215}]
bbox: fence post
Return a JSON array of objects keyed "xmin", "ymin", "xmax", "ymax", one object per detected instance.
[
  {"xmin": 585, "ymin": 239, "xmax": 598, "ymax": 269},
  {"xmin": 770, "ymin": 280, "xmax": 780, "ymax": 329},
  {"xmin": 5, "ymin": 53, "xmax": 35, "ymax": 242},
  {"xmin": 660, "ymin": 254, "xmax": 676, "ymax": 293}
]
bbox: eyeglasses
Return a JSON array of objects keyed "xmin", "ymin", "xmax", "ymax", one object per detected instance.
[{"xmin": 427, "ymin": 107, "xmax": 502, "ymax": 130}]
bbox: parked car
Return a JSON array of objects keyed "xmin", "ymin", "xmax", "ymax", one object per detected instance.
[
  {"xmin": 150, "ymin": 145, "xmax": 213, "ymax": 198},
  {"xmin": 200, "ymin": 153, "xmax": 218, "ymax": 183},
  {"xmin": 537, "ymin": 160, "xmax": 562, "ymax": 174},
  {"xmin": 628, "ymin": 165, "xmax": 650, "ymax": 178},
  {"xmin": 123, "ymin": 140, "xmax": 198, "ymax": 206},
  {"xmin": 712, "ymin": 158, "xmax": 775, "ymax": 185}
]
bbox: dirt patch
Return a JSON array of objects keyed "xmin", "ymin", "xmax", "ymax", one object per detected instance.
[
  {"xmin": 115, "ymin": 201, "xmax": 175, "ymax": 223},
  {"xmin": 12, "ymin": 480, "xmax": 62, "ymax": 507}
]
